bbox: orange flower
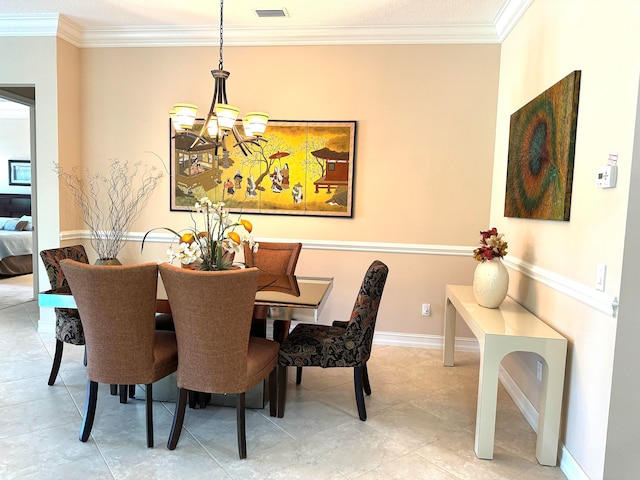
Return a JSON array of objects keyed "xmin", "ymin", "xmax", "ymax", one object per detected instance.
[
  {"xmin": 227, "ymin": 231, "xmax": 241, "ymax": 245},
  {"xmin": 240, "ymin": 219, "xmax": 253, "ymax": 233},
  {"xmin": 180, "ymin": 232, "xmax": 195, "ymax": 244}
]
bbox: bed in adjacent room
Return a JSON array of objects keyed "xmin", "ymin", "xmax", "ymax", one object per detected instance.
[{"xmin": 0, "ymin": 216, "xmax": 33, "ymax": 276}]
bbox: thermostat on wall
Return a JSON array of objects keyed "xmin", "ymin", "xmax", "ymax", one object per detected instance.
[{"xmin": 596, "ymin": 165, "xmax": 617, "ymax": 188}]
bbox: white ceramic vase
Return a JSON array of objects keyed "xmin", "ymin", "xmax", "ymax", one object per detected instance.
[{"xmin": 473, "ymin": 258, "xmax": 509, "ymax": 308}]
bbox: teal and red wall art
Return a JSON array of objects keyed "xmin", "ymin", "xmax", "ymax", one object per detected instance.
[{"xmin": 504, "ymin": 71, "xmax": 581, "ymax": 221}]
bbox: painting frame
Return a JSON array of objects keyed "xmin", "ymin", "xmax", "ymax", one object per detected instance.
[
  {"xmin": 170, "ymin": 119, "xmax": 356, "ymax": 217},
  {"xmin": 504, "ymin": 71, "xmax": 581, "ymax": 221},
  {"xmin": 8, "ymin": 160, "xmax": 31, "ymax": 186}
]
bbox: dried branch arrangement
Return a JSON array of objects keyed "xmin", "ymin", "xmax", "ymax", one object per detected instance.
[{"xmin": 56, "ymin": 158, "xmax": 163, "ymax": 261}]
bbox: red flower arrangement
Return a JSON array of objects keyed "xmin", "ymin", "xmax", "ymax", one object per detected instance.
[{"xmin": 473, "ymin": 227, "xmax": 508, "ymax": 262}]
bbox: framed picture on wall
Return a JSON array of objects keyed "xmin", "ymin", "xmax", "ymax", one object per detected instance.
[
  {"xmin": 8, "ymin": 160, "xmax": 31, "ymax": 186},
  {"xmin": 170, "ymin": 120, "xmax": 357, "ymax": 217}
]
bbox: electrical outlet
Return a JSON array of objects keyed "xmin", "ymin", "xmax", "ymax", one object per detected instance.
[
  {"xmin": 536, "ymin": 360, "xmax": 543, "ymax": 381},
  {"xmin": 421, "ymin": 303, "xmax": 431, "ymax": 316}
]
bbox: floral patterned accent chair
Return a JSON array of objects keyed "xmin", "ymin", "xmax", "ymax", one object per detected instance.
[
  {"xmin": 277, "ymin": 260, "xmax": 389, "ymax": 421},
  {"xmin": 60, "ymin": 260, "xmax": 178, "ymax": 448},
  {"xmin": 159, "ymin": 264, "xmax": 279, "ymax": 459},
  {"xmin": 243, "ymin": 241, "xmax": 302, "ymax": 342},
  {"xmin": 39, "ymin": 245, "xmax": 89, "ymax": 386}
]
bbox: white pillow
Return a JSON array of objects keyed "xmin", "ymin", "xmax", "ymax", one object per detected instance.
[{"xmin": 4, "ymin": 218, "xmax": 27, "ymax": 231}]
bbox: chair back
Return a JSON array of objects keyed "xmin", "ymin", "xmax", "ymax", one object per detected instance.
[
  {"xmin": 59, "ymin": 260, "xmax": 161, "ymax": 385},
  {"xmin": 243, "ymin": 242, "xmax": 302, "ymax": 275},
  {"xmin": 40, "ymin": 245, "xmax": 89, "ymax": 289},
  {"xmin": 344, "ymin": 260, "xmax": 389, "ymax": 363},
  {"xmin": 159, "ymin": 264, "xmax": 260, "ymax": 394}
]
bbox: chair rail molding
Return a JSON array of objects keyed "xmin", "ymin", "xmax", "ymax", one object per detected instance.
[{"xmin": 62, "ymin": 230, "xmax": 618, "ymax": 317}]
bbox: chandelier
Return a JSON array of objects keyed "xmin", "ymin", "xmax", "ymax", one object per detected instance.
[{"xmin": 170, "ymin": 0, "xmax": 269, "ymax": 157}]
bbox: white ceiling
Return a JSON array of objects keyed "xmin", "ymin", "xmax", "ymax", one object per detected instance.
[{"xmin": 0, "ymin": 0, "xmax": 533, "ymax": 47}]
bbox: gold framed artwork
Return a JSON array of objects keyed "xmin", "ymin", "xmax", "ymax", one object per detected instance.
[
  {"xmin": 504, "ymin": 71, "xmax": 581, "ymax": 221},
  {"xmin": 170, "ymin": 120, "xmax": 356, "ymax": 217}
]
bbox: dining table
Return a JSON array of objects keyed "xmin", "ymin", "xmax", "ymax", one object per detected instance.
[{"xmin": 38, "ymin": 271, "xmax": 334, "ymax": 408}]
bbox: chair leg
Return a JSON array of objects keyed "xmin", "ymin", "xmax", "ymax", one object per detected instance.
[
  {"xmin": 110, "ymin": 384, "xmax": 117, "ymax": 395},
  {"xmin": 145, "ymin": 383, "xmax": 154, "ymax": 448},
  {"xmin": 80, "ymin": 380, "xmax": 98, "ymax": 442},
  {"xmin": 277, "ymin": 365, "xmax": 287, "ymax": 418},
  {"xmin": 119, "ymin": 384, "xmax": 128, "ymax": 404},
  {"xmin": 236, "ymin": 392, "xmax": 246, "ymax": 459},
  {"xmin": 129, "ymin": 384, "xmax": 136, "ymax": 398},
  {"xmin": 354, "ymin": 366, "xmax": 367, "ymax": 421},
  {"xmin": 362, "ymin": 363, "xmax": 372, "ymax": 395},
  {"xmin": 168, "ymin": 388, "xmax": 188, "ymax": 450},
  {"xmin": 268, "ymin": 367, "xmax": 277, "ymax": 417},
  {"xmin": 296, "ymin": 366, "xmax": 302, "ymax": 385},
  {"xmin": 273, "ymin": 319, "xmax": 291, "ymax": 344},
  {"xmin": 47, "ymin": 339, "xmax": 64, "ymax": 386}
]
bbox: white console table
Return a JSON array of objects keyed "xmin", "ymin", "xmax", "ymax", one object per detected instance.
[{"xmin": 443, "ymin": 284, "xmax": 567, "ymax": 466}]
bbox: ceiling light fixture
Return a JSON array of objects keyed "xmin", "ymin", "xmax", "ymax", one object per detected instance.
[{"xmin": 170, "ymin": 0, "xmax": 269, "ymax": 157}]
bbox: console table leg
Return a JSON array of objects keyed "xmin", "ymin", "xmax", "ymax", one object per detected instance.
[
  {"xmin": 536, "ymin": 353, "xmax": 565, "ymax": 466},
  {"xmin": 443, "ymin": 299, "xmax": 457, "ymax": 366},
  {"xmin": 475, "ymin": 345, "xmax": 500, "ymax": 460}
]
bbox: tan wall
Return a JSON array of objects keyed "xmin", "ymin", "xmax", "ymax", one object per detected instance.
[
  {"xmin": 492, "ymin": 0, "xmax": 640, "ymax": 477},
  {"xmin": 57, "ymin": 38, "xmax": 83, "ymax": 230},
  {"xmin": 76, "ymin": 43, "xmax": 500, "ymax": 336}
]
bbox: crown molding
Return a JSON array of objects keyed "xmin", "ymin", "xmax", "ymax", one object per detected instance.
[
  {"xmin": 0, "ymin": 0, "xmax": 533, "ymax": 47},
  {"xmin": 494, "ymin": 0, "xmax": 534, "ymax": 42},
  {"xmin": 77, "ymin": 24, "xmax": 502, "ymax": 48}
]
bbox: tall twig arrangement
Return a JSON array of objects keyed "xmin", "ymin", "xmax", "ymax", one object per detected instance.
[{"xmin": 56, "ymin": 158, "xmax": 163, "ymax": 260}]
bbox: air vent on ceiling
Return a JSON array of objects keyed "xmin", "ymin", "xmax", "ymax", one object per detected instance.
[{"xmin": 255, "ymin": 9, "xmax": 288, "ymax": 18}]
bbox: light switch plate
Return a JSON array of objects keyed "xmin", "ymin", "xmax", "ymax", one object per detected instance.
[{"xmin": 595, "ymin": 264, "xmax": 606, "ymax": 291}]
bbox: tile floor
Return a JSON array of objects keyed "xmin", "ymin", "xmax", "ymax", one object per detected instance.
[{"xmin": 0, "ymin": 274, "xmax": 567, "ymax": 479}]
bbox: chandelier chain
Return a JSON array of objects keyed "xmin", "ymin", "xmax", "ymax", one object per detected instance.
[{"xmin": 218, "ymin": 0, "xmax": 224, "ymax": 70}]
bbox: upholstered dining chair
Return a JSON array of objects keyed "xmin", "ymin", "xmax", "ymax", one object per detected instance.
[
  {"xmin": 159, "ymin": 264, "xmax": 279, "ymax": 459},
  {"xmin": 60, "ymin": 260, "xmax": 178, "ymax": 448},
  {"xmin": 39, "ymin": 245, "xmax": 89, "ymax": 386},
  {"xmin": 243, "ymin": 241, "xmax": 302, "ymax": 342},
  {"xmin": 277, "ymin": 260, "xmax": 389, "ymax": 421}
]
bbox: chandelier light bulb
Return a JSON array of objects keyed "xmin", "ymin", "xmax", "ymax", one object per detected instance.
[
  {"xmin": 171, "ymin": 103, "xmax": 198, "ymax": 130},
  {"xmin": 245, "ymin": 112, "xmax": 269, "ymax": 137},
  {"xmin": 214, "ymin": 103, "xmax": 240, "ymax": 130},
  {"xmin": 206, "ymin": 117, "xmax": 220, "ymax": 137},
  {"xmin": 242, "ymin": 117, "xmax": 253, "ymax": 137}
]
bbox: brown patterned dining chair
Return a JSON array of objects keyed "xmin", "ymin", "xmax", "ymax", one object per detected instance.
[
  {"xmin": 159, "ymin": 264, "xmax": 279, "ymax": 459},
  {"xmin": 243, "ymin": 241, "xmax": 302, "ymax": 342},
  {"xmin": 277, "ymin": 260, "xmax": 389, "ymax": 421},
  {"xmin": 39, "ymin": 245, "xmax": 89, "ymax": 386},
  {"xmin": 60, "ymin": 260, "xmax": 178, "ymax": 448}
]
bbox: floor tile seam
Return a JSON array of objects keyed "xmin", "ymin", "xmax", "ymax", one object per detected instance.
[
  {"xmin": 256, "ymin": 410, "xmax": 299, "ymax": 443},
  {"xmin": 162, "ymin": 412, "xmax": 232, "ymax": 468},
  {"xmin": 0, "ymin": 416, "xmax": 81, "ymax": 442},
  {"xmin": 86, "ymin": 434, "xmax": 119, "ymax": 479},
  {"xmin": 283, "ymin": 438, "xmax": 353, "ymax": 478},
  {"xmin": 363, "ymin": 403, "xmax": 473, "ymax": 447},
  {"xmin": 362, "ymin": 449, "xmax": 456, "ymax": 479},
  {"xmin": 410, "ymin": 435, "xmax": 478, "ymax": 480},
  {"xmin": 0, "ymin": 389, "xmax": 72, "ymax": 409},
  {"xmin": 190, "ymin": 433, "xmax": 236, "ymax": 471},
  {"xmin": 0, "ymin": 301, "xmax": 33, "ymax": 311},
  {"xmin": 60, "ymin": 380, "xmax": 86, "ymax": 416}
]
